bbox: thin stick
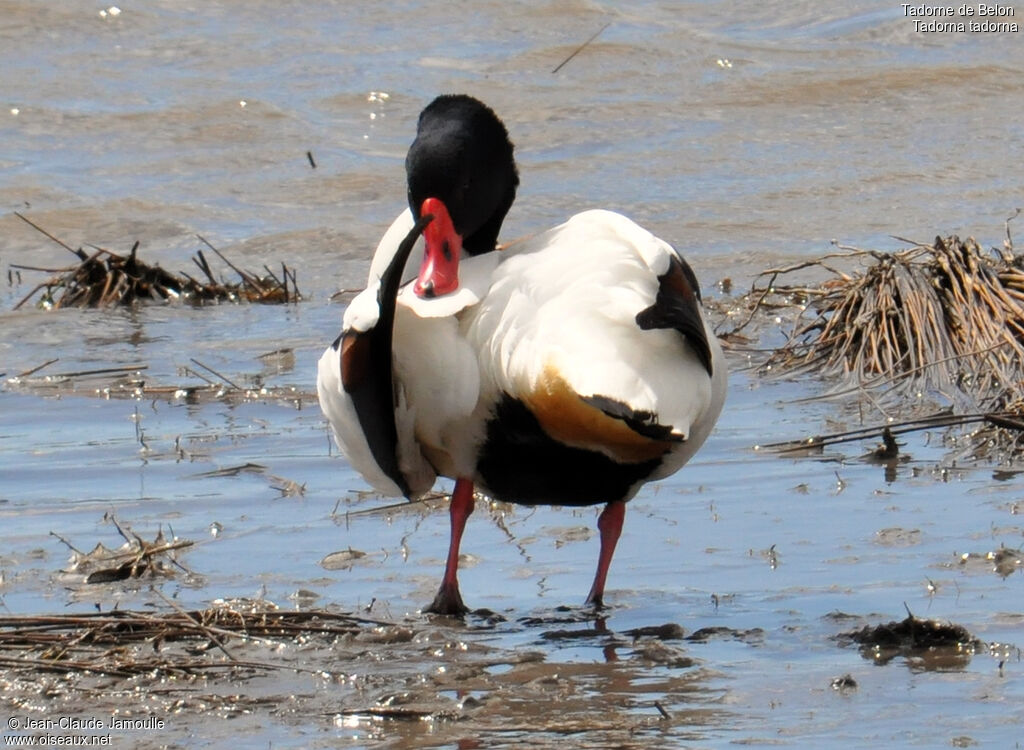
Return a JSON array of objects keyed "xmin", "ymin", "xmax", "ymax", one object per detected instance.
[
  {"xmin": 106, "ymin": 513, "xmax": 136, "ymax": 547},
  {"xmin": 192, "ymin": 250, "xmax": 218, "ymax": 284},
  {"xmin": 16, "ymin": 358, "xmax": 59, "ymax": 378},
  {"xmin": 262, "ymin": 263, "xmax": 283, "ymax": 286},
  {"xmin": 49, "ymin": 530, "xmax": 84, "ymax": 555},
  {"xmin": 82, "ymin": 244, "xmax": 123, "ymax": 259},
  {"xmin": 341, "ymin": 491, "xmax": 449, "ymax": 518},
  {"xmin": 552, "ymin": 21, "xmax": 610, "ymax": 73},
  {"xmin": 152, "ymin": 589, "xmax": 238, "ymax": 662},
  {"xmin": 727, "ymin": 271, "xmax": 778, "ymax": 335},
  {"xmin": 13, "ymin": 212, "xmax": 85, "ymax": 258},
  {"xmin": 760, "ymin": 411, "xmax": 1006, "ymax": 453},
  {"xmin": 195, "ymin": 235, "xmax": 266, "ymax": 293},
  {"xmin": 94, "ymin": 538, "xmax": 195, "ymax": 565},
  {"xmin": 8, "ymin": 263, "xmax": 70, "ymax": 273},
  {"xmin": 45, "ymin": 364, "xmax": 148, "ymax": 379},
  {"xmin": 183, "ymin": 366, "xmax": 220, "ymax": 386},
  {"xmin": 1003, "ymin": 208, "xmax": 1020, "ymax": 261},
  {"xmin": 189, "ymin": 358, "xmax": 243, "ymax": 390},
  {"xmin": 285, "ymin": 264, "xmax": 300, "ymax": 298},
  {"xmin": 13, "ymin": 282, "xmax": 55, "ymax": 311}
]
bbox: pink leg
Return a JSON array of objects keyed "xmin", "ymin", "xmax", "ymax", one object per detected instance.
[
  {"xmin": 585, "ymin": 500, "xmax": 626, "ymax": 608},
  {"xmin": 425, "ymin": 478, "xmax": 475, "ymax": 615}
]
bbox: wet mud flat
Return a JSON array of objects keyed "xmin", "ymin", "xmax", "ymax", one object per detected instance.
[
  {"xmin": 1, "ymin": 290, "xmax": 1023, "ymax": 749},
  {"xmin": 0, "ymin": 600, "xmax": 731, "ymax": 749},
  {"xmin": 1, "ymin": 589, "xmax": 1013, "ymax": 749}
]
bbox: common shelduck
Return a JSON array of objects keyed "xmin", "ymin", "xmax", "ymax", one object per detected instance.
[{"xmin": 317, "ymin": 94, "xmax": 726, "ymax": 615}]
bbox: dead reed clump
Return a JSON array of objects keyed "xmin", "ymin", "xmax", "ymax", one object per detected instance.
[
  {"xmin": 10, "ymin": 213, "xmax": 300, "ymax": 309},
  {"xmin": 757, "ymin": 232, "xmax": 1024, "ymax": 404},
  {"xmin": 721, "ymin": 213, "xmax": 1024, "ymax": 460},
  {"xmin": 0, "ymin": 600, "xmax": 383, "ymax": 681},
  {"xmin": 55, "ymin": 514, "xmax": 195, "ymax": 585},
  {"xmin": 724, "ymin": 211, "xmax": 1024, "ymax": 419}
]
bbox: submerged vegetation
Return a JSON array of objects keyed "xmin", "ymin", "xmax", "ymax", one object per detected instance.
[{"xmin": 838, "ymin": 611, "xmax": 985, "ymax": 669}]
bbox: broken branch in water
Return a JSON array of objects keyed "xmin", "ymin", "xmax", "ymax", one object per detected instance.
[
  {"xmin": 757, "ymin": 410, "xmax": 1011, "ymax": 454},
  {"xmin": 15, "ymin": 358, "xmax": 59, "ymax": 378},
  {"xmin": 189, "ymin": 358, "xmax": 243, "ymax": 390}
]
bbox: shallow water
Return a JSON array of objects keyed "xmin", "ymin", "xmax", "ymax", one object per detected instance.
[{"xmin": 2, "ymin": 0, "xmax": 1023, "ymax": 747}]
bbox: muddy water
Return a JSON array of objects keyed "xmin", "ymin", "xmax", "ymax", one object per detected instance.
[{"xmin": 1, "ymin": 0, "xmax": 1023, "ymax": 747}]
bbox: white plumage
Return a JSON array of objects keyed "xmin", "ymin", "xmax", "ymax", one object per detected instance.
[
  {"xmin": 318, "ymin": 207, "xmax": 724, "ymax": 499},
  {"xmin": 317, "ymin": 94, "xmax": 726, "ymax": 614}
]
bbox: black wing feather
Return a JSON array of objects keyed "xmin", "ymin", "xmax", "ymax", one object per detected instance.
[
  {"xmin": 339, "ymin": 214, "xmax": 433, "ymax": 498},
  {"xmin": 635, "ymin": 254, "xmax": 714, "ymax": 377}
]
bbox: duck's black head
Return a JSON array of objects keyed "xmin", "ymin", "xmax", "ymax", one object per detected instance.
[{"xmin": 406, "ymin": 95, "xmax": 519, "ymax": 298}]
